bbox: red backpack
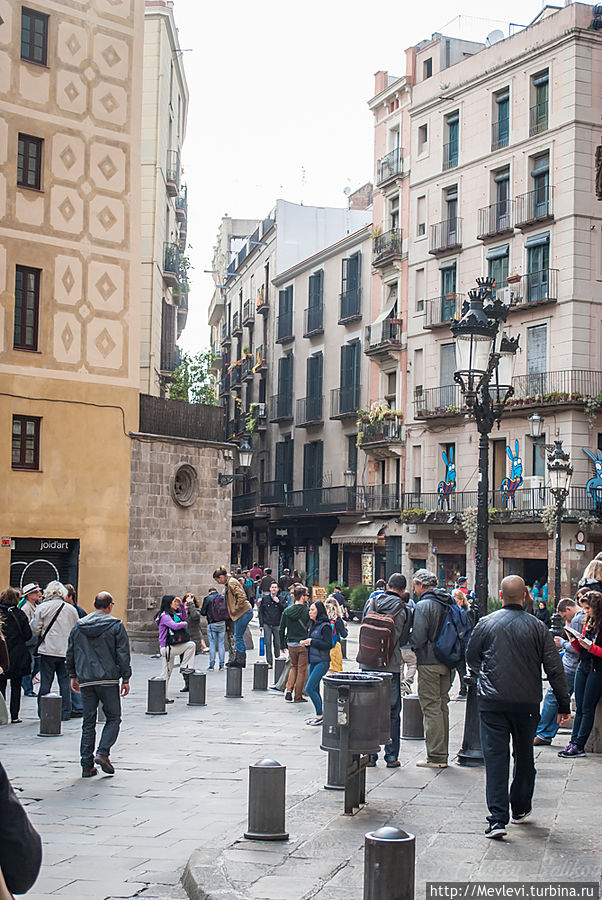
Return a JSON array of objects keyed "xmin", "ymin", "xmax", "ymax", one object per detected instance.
[{"xmin": 356, "ymin": 599, "xmax": 398, "ymax": 668}]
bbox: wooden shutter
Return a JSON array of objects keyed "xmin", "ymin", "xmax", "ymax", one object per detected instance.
[
  {"xmin": 303, "ymin": 441, "xmax": 323, "ymax": 490},
  {"xmin": 308, "ymin": 271, "xmax": 323, "ymax": 309}
]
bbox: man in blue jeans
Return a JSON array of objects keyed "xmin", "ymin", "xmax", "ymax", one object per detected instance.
[
  {"xmin": 359, "ymin": 573, "xmax": 412, "ymax": 768},
  {"xmin": 66, "ymin": 592, "xmax": 131, "ymax": 778},
  {"xmin": 534, "ymin": 598, "xmax": 583, "ymax": 746}
]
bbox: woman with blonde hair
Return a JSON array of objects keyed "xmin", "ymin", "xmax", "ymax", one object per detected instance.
[{"xmin": 325, "ymin": 594, "xmax": 348, "ymax": 674}]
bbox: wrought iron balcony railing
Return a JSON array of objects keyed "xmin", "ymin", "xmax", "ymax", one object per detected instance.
[
  {"xmin": 491, "ymin": 120, "xmax": 509, "ymax": 151},
  {"xmin": 363, "ymin": 483, "xmax": 402, "ymax": 512},
  {"xmin": 233, "ymin": 492, "xmax": 257, "ymax": 515},
  {"xmin": 330, "ymin": 385, "xmax": 360, "ymax": 419},
  {"xmin": 515, "ymin": 186, "xmax": 554, "ymax": 227},
  {"xmin": 477, "ymin": 201, "xmax": 514, "ymax": 239},
  {"xmin": 163, "ymin": 242, "xmax": 181, "ymax": 283},
  {"xmin": 424, "ymin": 293, "xmax": 464, "ymax": 329},
  {"xmin": 166, "ymin": 150, "xmax": 180, "ymax": 194},
  {"xmin": 377, "ymin": 148, "xmax": 403, "ymax": 184},
  {"xmin": 373, "ymin": 229, "xmax": 403, "ymax": 265},
  {"xmin": 285, "ymin": 486, "xmax": 359, "ymax": 516},
  {"xmin": 414, "ymin": 385, "xmax": 465, "ymax": 418},
  {"xmin": 304, "ymin": 305, "xmax": 324, "ymax": 336},
  {"xmin": 231, "ymin": 311, "xmax": 242, "ymax": 335},
  {"xmin": 269, "ymin": 394, "xmax": 293, "ymax": 422},
  {"xmin": 339, "ymin": 288, "xmax": 362, "ymax": 324},
  {"xmin": 529, "ymin": 102, "xmax": 548, "ymax": 136},
  {"xmin": 242, "ymin": 300, "xmax": 254, "ymax": 326},
  {"xmin": 260, "ymin": 481, "xmax": 286, "ymax": 506},
  {"xmin": 501, "ymin": 269, "xmax": 558, "ymax": 306},
  {"xmin": 442, "ymin": 141, "xmax": 458, "ymax": 170},
  {"xmin": 365, "ymin": 318, "xmax": 402, "ymax": 353},
  {"xmin": 296, "ymin": 396, "xmax": 323, "ymax": 427},
  {"xmin": 276, "ymin": 312, "xmax": 294, "ymax": 343},
  {"xmin": 510, "ymin": 369, "xmax": 602, "ymax": 404},
  {"xmin": 429, "ymin": 218, "xmax": 462, "ymax": 255}
]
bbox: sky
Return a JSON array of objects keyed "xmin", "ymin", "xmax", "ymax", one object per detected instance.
[{"xmin": 173, "ymin": 0, "xmax": 547, "ymax": 354}]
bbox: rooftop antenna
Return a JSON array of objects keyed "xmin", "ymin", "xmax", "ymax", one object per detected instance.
[{"xmin": 300, "ymin": 166, "xmax": 306, "ymax": 206}]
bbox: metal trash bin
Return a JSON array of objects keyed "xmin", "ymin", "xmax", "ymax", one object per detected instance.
[{"xmin": 321, "ymin": 673, "xmax": 383, "ymax": 756}]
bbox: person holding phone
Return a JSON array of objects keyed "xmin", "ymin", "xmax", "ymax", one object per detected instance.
[{"xmin": 558, "ymin": 590, "xmax": 602, "ymax": 758}]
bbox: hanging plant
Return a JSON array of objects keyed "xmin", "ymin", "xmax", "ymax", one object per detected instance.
[
  {"xmin": 458, "ymin": 507, "xmax": 478, "ymax": 546},
  {"xmin": 584, "ymin": 394, "xmax": 602, "ymax": 430},
  {"xmin": 578, "ymin": 514, "xmax": 598, "ymax": 534},
  {"xmin": 541, "ymin": 505, "xmax": 558, "ymax": 538}
]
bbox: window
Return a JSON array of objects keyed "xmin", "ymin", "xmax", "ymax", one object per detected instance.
[
  {"xmin": 277, "ymin": 354, "xmax": 293, "ymax": 417},
  {"xmin": 531, "ymin": 152, "xmax": 550, "ymax": 219},
  {"xmin": 340, "ymin": 253, "xmax": 361, "ymax": 321},
  {"xmin": 305, "ymin": 354, "xmax": 323, "ymax": 421},
  {"xmin": 340, "ymin": 341, "xmax": 361, "ymax": 411},
  {"xmin": 390, "ymin": 195, "xmax": 399, "ymax": 231},
  {"xmin": 532, "ymin": 435, "xmax": 546, "ymax": 478},
  {"xmin": 417, "ymin": 196, "xmax": 426, "ymax": 236},
  {"xmin": 415, "ymin": 268, "xmax": 425, "ymax": 312},
  {"xmin": 277, "ymin": 285, "xmax": 293, "ymax": 341},
  {"xmin": 443, "ymin": 112, "xmax": 459, "ymax": 170},
  {"xmin": 21, "ymin": 8, "xmax": 48, "ymax": 66},
  {"xmin": 385, "ymin": 371, "xmax": 397, "ymax": 406},
  {"xmin": 12, "ymin": 415, "xmax": 41, "ymax": 470},
  {"xmin": 527, "ymin": 324, "xmax": 547, "ymax": 392},
  {"xmin": 275, "ymin": 436, "xmax": 294, "ymax": 489},
  {"xmin": 306, "ymin": 270, "xmax": 323, "ymax": 334},
  {"xmin": 493, "ymin": 89, "xmax": 509, "ymax": 150},
  {"xmin": 347, "ymin": 435, "xmax": 358, "ymax": 474},
  {"xmin": 14, "ymin": 266, "xmax": 40, "ymax": 351},
  {"xmin": 418, "ymin": 124, "xmax": 428, "ymax": 155},
  {"xmin": 445, "ymin": 185, "xmax": 458, "ymax": 244},
  {"xmin": 423, "ymin": 58, "xmax": 433, "ymax": 80},
  {"xmin": 440, "ymin": 343, "xmax": 457, "ymax": 407},
  {"xmin": 17, "ymin": 135, "xmax": 43, "ymax": 190},
  {"xmin": 494, "ymin": 168, "xmax": 510, "ymax": 230},
  {"xmin": 487, "ymin": 245, "xmax": 509, "ymax": 290},
  {"xmin": 526, "ymin": 232, "xmax": 550, "ymax": 301},
  {"xmin": 303, "ymin": 441, "xmax": 323, "ymax": 491},
  {"xmin": 440, "ymin": 263, "xmax": 457, "ymax": 320},
  {"xmin": 530, "ymin": 71, "xmax": 549, "ymax": 135}
]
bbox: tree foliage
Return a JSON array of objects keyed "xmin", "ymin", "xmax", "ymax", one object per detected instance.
[{"xmin": 169, "ymin": 349, "xmax": 217, "ymax": 405}]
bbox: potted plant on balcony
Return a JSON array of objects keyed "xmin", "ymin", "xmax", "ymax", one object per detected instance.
[{"xmin": 506, "ymin": 271, "xmax": 521, "ymax": 285}]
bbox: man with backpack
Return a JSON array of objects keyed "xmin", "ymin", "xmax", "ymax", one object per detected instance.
[
  {"xmin": 357, "ymin": 572, "xmax": 412, "ymax": 768},
  {"xmin": 411, "ymin": 568, "xmax": 469, "ymax": 769}
]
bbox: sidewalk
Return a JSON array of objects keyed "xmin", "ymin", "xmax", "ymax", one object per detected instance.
[{"xmin": 2, "ymin": 621, "xmax": 600, "ymax": 900}]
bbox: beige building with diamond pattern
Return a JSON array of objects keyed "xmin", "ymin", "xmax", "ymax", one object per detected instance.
[{"xmin": 0, "ymin": 0, "xmax": 144, "ymax": 618}]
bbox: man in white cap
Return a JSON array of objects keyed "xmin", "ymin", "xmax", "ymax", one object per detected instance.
[{"xmin": 18, "ymin": 584, "xmax": 42, "ymax": 697}]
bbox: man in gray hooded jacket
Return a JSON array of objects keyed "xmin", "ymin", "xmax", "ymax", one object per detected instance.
[{"xmin": 66, "ymin": 592, "xmax": 131, "ymax": 778}]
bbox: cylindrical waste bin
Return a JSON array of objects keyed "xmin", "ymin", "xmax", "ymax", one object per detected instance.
[
  {"xmin": 321, "ymin": 673, "xmax": 383, "ymax": 756},
  {"xmin": 273, "ymin": 656, "xmax": 286, "ymax": 684},
  {"xmin": 38, "ymin": 694, "xmax": 62, "ymax": 736},
  {"xmin": 401, "ymin": 694, "xmax": 424, "ymax": 740},
  {"xmin": 364, "ymin": 825, "xmax": 415, "ymax": 900},
  {"xmin": 361, "ymin": 670, "xmax": 393, "ymax": 746},
  {"xmin": 146, "ymin": 677, "xmax": 167, "ymax": 715},
  {"xmin": 188, "ymin": 672, "xmax": 206, "ymax": 706},
  {"xmin": 253, "ymin": 661, "xmax": 269, "ymax": 691}
]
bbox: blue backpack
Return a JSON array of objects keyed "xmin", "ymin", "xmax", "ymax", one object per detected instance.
[{"xmin": 432, "ymin": 599, "xmax": 471, "ymax": 668}]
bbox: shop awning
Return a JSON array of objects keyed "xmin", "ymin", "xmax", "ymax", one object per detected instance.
[{"xmin": 330, "ymin": 520, "xmax": 385, "ymax": 545}]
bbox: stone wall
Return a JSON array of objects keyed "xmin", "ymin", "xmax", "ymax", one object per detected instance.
[{"xmin": 128, "ymin": 434, "xmax": 232, "ymax": 652}]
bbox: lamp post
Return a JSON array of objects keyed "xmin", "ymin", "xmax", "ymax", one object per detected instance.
[
  {"xmin": 452, "ymin": 277, "xmax": 519, "ymax": 768},
  {"xmin": 547, "ymin": 440, "xmax": 573, "ymax": 608},
  {"xmin": 218, "ymin": 437, "xmax": 253, "ymax": 486}
]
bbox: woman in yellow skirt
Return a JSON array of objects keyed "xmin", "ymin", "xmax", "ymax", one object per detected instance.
[{"xmin": 325, "ymin": 595, "xmax": 348, "ymax": 674}]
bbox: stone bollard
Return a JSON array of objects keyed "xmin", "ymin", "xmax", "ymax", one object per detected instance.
[
  {"xmin": 38, "ymin": 694, "xmax": 62, "ymax": 736},
  {"xmin": 225, "ymin": 666, "xmax": 243, "ymax": 698},
  {"xmin": 401, "ymin": 694, "xmax": 424, "ymax": 741},
  {"xmin": 244, "ymin": 759, "xmax": 289, "ymax": 841},
  {"xmin": 341, "ymin": 638, "xmax": 347, "ymax": 659},
  {"xmin": 253, "ymin": 661, "xmax": 269, "ymax": 691},
  {"xmin": 146, "ymin": 677, "xmax": 167, "ymax": 715},
  {"xmin": 188, "ymin": 672, "xmax": 206, "ymax": 707},
  {"xmin": 364, "ymin": 826, "xmax": 415, "ymax": 900},
  {"xmin": 273, "ymin": 656, "xmax": 286, "ymax": 684}
]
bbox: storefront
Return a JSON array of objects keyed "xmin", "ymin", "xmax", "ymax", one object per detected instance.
[
  {"xmin": 9, "ymin": 538, "xmax": 80, "ymax": 592},
  {"xmin": 496, "ymin": 532, "xmax": 549, "ymax": 588}
]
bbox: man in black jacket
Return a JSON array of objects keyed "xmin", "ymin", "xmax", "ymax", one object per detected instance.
[
  {"xmin": 411, "ymin": 569, "xmax": 456, "ymax": 768},
  {"xmin": 66, "ymin": 592, "xmax": 131, "ymax": 778},
  {"xmin": 466, "ymin": 575, "xmax": 570, "ymax": 839}
]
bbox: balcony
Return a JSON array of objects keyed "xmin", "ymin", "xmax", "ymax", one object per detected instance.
[
  {"xmin": 429, "ymin": 218, "xmax": 462, "ymax": 255},
  {"xmin": 269, "ymin": 394, "xmax": 293, "ymax": 423},
  {"xmin": 242, "ymin": 300, "xmax": 254, "ymax": 327},
  {"xmin": 175, "ymin": 186, "xmax": 187, "ymax": 222},
  {"xmin": 166, "ymin": 150, "xmax": 180, "ymax": 196},
  {"xmin": 373, "ymin": 229, "xmax": 403, "ymax": 267},
  {"xmin": 260, "ymin": 481, "xmax": 286, "ymax": 506},
  {"xmin": 296, "ymin": 396, "xmax": 323, "ymax": 428},
  {"xmin": 248, "ymin": 401, "xmax": 267, "ymax": 431},
  {"xmin": 377, "ymin": 148, "xmax": 403, "ymax": 185},
  {"xmin": 330, "ymin": 385, "xmax": 360, "ymax": 420},
  {"xmin": 233, "ymin": 492, "xmax": 257, "ymax": 517},
  {"xmin": 442, "ymin": 141, "xmax": 458, "ymax": 171},
  {"xmin": 276, "ymin": 312, "xmax": 294, "ymax": 344},
  {"xmin": 241, "ymin": 354, "xmax": 255, "ymax": 381},
  {"xmin": 220, "ymin": 321, "xmax": 231, "ymax": 347},
  {"xmin": 515, "ymin": 187, "xmax": 554, "ymax": 228},
  {"xmin": 477, "ymin": 201, "xmax": 514, "ymax": 240},
  {"xmin": 509, "ymin": 369, "xmax": 602, "ymax": 411},
  {"xmin": 399, "ymin": 487, "xmax": 602, "ymax": 521},
  {"xmin": 529, "ymin": 102, "xmax": 548, "ymax": 136},
  {"xmin": 491, "ymin": 120, "xmax": 509, "ymax": 151},
  {"xmin": 257, "ymin": 285, "xmax": 269, "ymax": 314},
  {"xmin": 285, "ymin": 485, "xmax": 359, "ymax": 516},
  {"xmin": 500, "ymin": 269, "xmax": 558, "ymax": 310},
  {"xmin": 363, "ymin": 483, "xmax": 402, "ymax": 512},
  {"xmin": 230, "ymin": 364, "xmax": 242, "ymax": 388},
  {"xmin": 358, "ymin": 418, "xmax": 405, "ymax": 460},
  {"xmin": 162, "ymin": 242, "xmax": 180, "ymax": 288},
  {"xmin": 304, "ymin": 305, "xmax": 324, "ymax": 337},
  {"xmin": 339, "ymin": 288, "xmax": 362, "ymax": 324},
  {"xmin": 232, "ymin": 311, "xmax": 242, "ymax": 337},
  {"xmin": 220, "ymin": 371, "xmax": 230, "ymax": 395},
  {"xmin": 424, "ymin": 293, "xmax": 464, "ymax": 329},
  {"xmin": 254, "ymin": 344, "xmax": 267, "ymax": 371},
  {"xmin": 414, "ymin": 385, "xmax": 466, "ymax": 419},
  {"xmin": 365, "ymin": 319, "xmax": 403, "ymax": 359}
]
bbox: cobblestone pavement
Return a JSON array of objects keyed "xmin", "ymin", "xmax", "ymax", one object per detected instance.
[{"xmin": 1, "ymin": 621, "xmax": 601, "ymax": 900}]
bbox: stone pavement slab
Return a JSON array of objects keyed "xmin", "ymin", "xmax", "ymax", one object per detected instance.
[{"xmin": 1, "ymin": 621, "xmax": 601, "ymax": 900}]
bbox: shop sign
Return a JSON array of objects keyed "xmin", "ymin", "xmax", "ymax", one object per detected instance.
[
  {"xmin": 275, "ymin": 528, "xmax": 288, "ymax": 537},
  {"xmin": 1, "ymin": 538, "xmax": 11, "ymax": 548},
  {"xmin": 312, "ymin": 586, "xmax": 327, "ymax": 601},
  {"xmin": 231, "ymin": 526, "xmax": 249, "ymax": 543},
  {"xmin": 361, "ymin": 553, "xmax": 373, "ymax": 585}
]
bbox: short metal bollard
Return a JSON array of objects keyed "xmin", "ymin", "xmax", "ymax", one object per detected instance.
[
  {"xmin": 364, "ymin": 825, "xmax": 415, "ymax": 900},
  {"xmin": 253, "ymin": 661, "xmax": 269, "ymax": 691},
  {"xmin": 146, "ymin": 677, "xmax": 167, "ymax": 715},
  {"xmin": 188, "ymin": 672, "xmax": 206, "ymax": 706},
  {"xmin": 401, "ymin": 694, "xmax": 424, "ymax": 741},
  {"xmin": 341, "ymin": 638, "xmax": 347, "ymax": 659},
  {"xmin": 226, "ymin": 666, "xmax": 243, "ymax": 698},
  {"xmin": 273, "ymin": 656, "xmax": 286, "ymax": 684},
  {"xmin": 244, "ymin": 759, "xmax": 289, "ymax": 841},
  {"xmin": 38, "ymin": 694, "xmax": 62, "ymax": 736}
]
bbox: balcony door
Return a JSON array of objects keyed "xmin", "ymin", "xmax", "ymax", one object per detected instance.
[
  {"xmin": 440, "ymin": 263, "xmax": 456, "ymax": 321},
  {"xmin": 527, "ymin": 324, "xmax": 547, "ymax": 394},
  {"xmin": 340, "ymin": 341, "xmax": 361, "ymax": 411},
  {"xmin": 440, "ymin": 343, "xmax": 456, "ymax": 408},
  {"xmin": 275, "ymin": 437, "xmax": 294, "ymax": 492},
  {"xmin": 303, "ymin": 440, "xmax": 323, "ymax": 492},
  {"xmin": 527, "ymin": 237, "xmax": 549, "ymax": 302},
  {"xmin": 306, "ymin": 354, "xmax": 323, "ymax": 421}
]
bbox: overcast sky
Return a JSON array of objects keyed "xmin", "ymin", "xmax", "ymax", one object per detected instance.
[{"xmin": 173, "ymin": 0, "xmax": 546, "ymax": 353}]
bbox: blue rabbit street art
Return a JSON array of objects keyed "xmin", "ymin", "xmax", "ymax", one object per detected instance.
[
  {"xmin": 500, "ymin": 440, "xmax": 523, "ymax": 509},
  {"xmin": 583, "ymin": 448, "xmax": 602, "ymax": 509},
  {"xmin": 438, "ymin": 448, "xmax": 456, "ymax": 510}
]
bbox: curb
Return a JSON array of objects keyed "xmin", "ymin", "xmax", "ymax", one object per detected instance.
[{"xmin": 182, "ymin": 850, "xmax": 248, "ymax": 900}]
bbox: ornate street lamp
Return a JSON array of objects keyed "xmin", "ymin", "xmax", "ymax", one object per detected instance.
[
  {"xmin": 452, "ymin": 277, "xmax": 519, "ymax": 767},
  {"xmin": 529, "ymin": 413, "xmax": 544, "ymax": 439},
  {"xmin": 218, "ymin": 437, "xmax": 253, "ymax": 486},
  {"xmin": 547, "ymin": 440, "xmax": 573, "ymax": 607}
]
